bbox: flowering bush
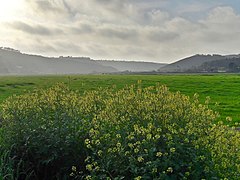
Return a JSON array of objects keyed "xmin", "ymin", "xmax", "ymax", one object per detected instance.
[
  {"xmin": 0, "ymin": 84, "xmax": 91, "ymax": 179},
  {"xmin": 0, "ymin": 83, "xmax": 239, "ymax": 179}
]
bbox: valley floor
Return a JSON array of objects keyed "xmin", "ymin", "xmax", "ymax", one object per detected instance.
[{"xmin": 0, "ymin": 74, "xmax": 239, "ymax": 125}]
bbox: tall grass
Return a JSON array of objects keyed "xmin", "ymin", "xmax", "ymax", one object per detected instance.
[{"xmin": 0, "ymin": 150, "xmax": 14, "ymax": 180}]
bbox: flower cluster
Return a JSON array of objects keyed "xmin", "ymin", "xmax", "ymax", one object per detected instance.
[{"xmin": 78, "ymin": 84, "xmax": 239, "ymax": 179}]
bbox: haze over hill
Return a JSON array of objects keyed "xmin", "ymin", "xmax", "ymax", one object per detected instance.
[
  {"xmin": 98, "ymin": 60, "xmax": 166, "ymax": 72},
  {"xmin": 0, "ymin": 47, "xmax": 166, "ymax": 75},
  {"xmin": 2, "ymin": 47, "xmax": 240, "ymax": 75},
  {"xmin": 159, "ymin": 54, "xmax": 240, "ymax": 73}
]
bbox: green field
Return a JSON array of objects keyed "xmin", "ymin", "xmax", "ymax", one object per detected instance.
[{"xmin": 0, "ymin": 74, "xmax": 240, "ymax": 125}]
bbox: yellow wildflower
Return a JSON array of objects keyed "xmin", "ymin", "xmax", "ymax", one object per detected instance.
[
  {"xmin": 86, "ymin": 164, "xmax": 93, "ymax": 171},
  {"xmin": 85, "ymin": 175, "xmax": 92, "ymax": 180},
  {"xmin": 134, "ymin": 176, "xmax": 142, "ymax": 180},
  {"xmin": 156, "ymin": 151, "xmax": 163, "ymax": 157},
  {"xmin": 134, "ymin": 148, "xmax": 139, "ymax": 153},
  {"xmin": 170, "ymin": 147, "xmax": 176, "ymax": 153},
  {"xmin": 72, "ymin": 166, "xmax": 77, "ymax": 172},
  {"xmin": 137, "ymin": 156, "xmax": 144, "ymax": 162},
  {"xmin": 97, "ymin": 150, "xmax": 103, "ymax": 157},
  {"xmin": 152, "ymin": 168, "xmax": 157, "ymax": 173},
  {"xmin": 167, "ymin": 167, "xmax": 173, "ymax": 173}
]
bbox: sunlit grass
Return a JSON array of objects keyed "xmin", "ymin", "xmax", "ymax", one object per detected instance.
[{"xmin": 0, "ymin": 74, "xmax": 240, "ymax": 124}]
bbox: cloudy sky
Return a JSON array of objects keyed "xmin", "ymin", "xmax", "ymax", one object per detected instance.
[{"xmin": 0, "ymin": 0, "xmax": 240, "ymax": 63}]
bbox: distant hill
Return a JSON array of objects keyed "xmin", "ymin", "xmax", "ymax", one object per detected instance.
[
  {"xmin": 199, "ymin": 57, "xmax": 240, "ymax": 72},
  {"xmin": 0, "ymin": 47, "xmax": 165, "ymax": 75},
  {"xmin": 98, "ymin": 60, "xmax": 166, "ymax": 72},
  {"xmin": 159, "ymin": 54, "xmax": 240, "ymax": 73},
  {"xmin": 0, "ymin": 47, "xmax": 117, "ymax": 75}
]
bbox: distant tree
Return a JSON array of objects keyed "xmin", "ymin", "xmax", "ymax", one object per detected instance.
[{"xmin": 228, "ymin": 62, "xmax": 238, "ymax": 72}]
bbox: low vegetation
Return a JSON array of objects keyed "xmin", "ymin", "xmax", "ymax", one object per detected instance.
[
  {"xmin": 1, "ymin": 74, "xmax": 240, "ymax": 125},
  {"xmin": 0, "ymin": 83, "xmax": 239, "ymax": 179}
]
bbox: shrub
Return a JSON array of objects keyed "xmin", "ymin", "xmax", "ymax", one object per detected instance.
[
  {"xmin": 0, "ymin": 83, "xmax": 239, "ymax": 179},
  {"xmin": 0, "ymin": 84, "xmax": 95, "ymax": 179},
  {"xmin": 75, "ymin": 85, "xmax": 239, "ymax": 179}
]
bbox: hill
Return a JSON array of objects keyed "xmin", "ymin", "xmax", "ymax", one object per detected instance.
[
  {"xmin": 0, "ymin": 47, "xmax": 117, "ymax": 75},
  {"xmin": 199, "ymin": 57, "xmax": 240, "ymax": 72},
  {"xmin": 159, "ymin": 54, "xmax": 240, "ymax": 73},
  {"xmin": 0, "ymin": 47, "xmax": 166, "ymax": 75}
]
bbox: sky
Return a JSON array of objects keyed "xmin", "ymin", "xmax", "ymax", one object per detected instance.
[{"xmin": 0, "ymin": 0, "xmax": 240, "ymax": 63}]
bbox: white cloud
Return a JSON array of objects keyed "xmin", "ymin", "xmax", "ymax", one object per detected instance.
[
  {"xmin": 147, "ymin": 9, "xmax": 170, "ymax": 25},
  {"xmin": 198, "ymin": 7, "xmax": 240, "ymax": 43},
  {"xmin": 0, "ymin": 1, "xmax": 240, "ymax": 62}
]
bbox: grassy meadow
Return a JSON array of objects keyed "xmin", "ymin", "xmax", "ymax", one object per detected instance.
[
  {"xmin": 0, "ymin": 74, "xmax": 239, "ymax": 125},
  {"xmin": 1, "ymin": 74, "xmax": 240, "ymax": 179}
]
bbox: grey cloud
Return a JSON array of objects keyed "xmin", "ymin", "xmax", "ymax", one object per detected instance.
[
  {"xmin": 98, "ymin": 27, "xmax": 138, "ymax": 40},
  {"xmin": 147, "ymin": 30, "xmax": 179, "ymax": 42},
  {"xmin": 200, "ymin": 31, "xmax": 237, "ymax": 43},
  {"xmin": 88, "ymin": 0, "xmax": 139, "ymax": 24},
  {"xmin": 25, "ymin": 0, "xmax": 140, "ymax": 24},
  {"xmin": 165, "ymin": 17, "xmax": 199, "ymax": 33},
  {"xmin": 54, "ymin": 41, "xmax": 82, "ymax": 54},
  {"xmin": 11, "ymin": 37, "xmax": 59, "ymax": 56},
  {"xmin": 61, "ymin": 0, "xmax": 78, "ymax": 17},
  {"xmin": 92, "ymin": 0, "xmax": 126, "ymax": 9},
  {"xmin": 30, "ymin": 43, "xmax": 58, "ymax": 54},
  {"xmin": 123, "ymin": 45, "xmax": 156, "ymax": 60},
  {"xmin": 24, "ymin": 0, "xmax": 76, "ymax": 21},
  {"xmin": 85, "ymin": 43, "xmax": 110, "ymax": 57},
  {"xmin": 147, "ymin": 9, "xmax": 170, "ymax": 25},
  {"xmin": 70, "ymin": 23, "xmax": 95, "ymax": 34},
  {"xmin": 34, "ymin": 1, "xmax": 58, "ymax": 11},
  {"xmin": 2, "ymin": 1, "xmax": 240, "ymax": 63},
  {"xmin": 8, "ymin": 21, "xmax": 63, "ymax": 36},
  {"xmin": 26, "ymin": 0, "xmax": 63, "ymax": 13}
]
